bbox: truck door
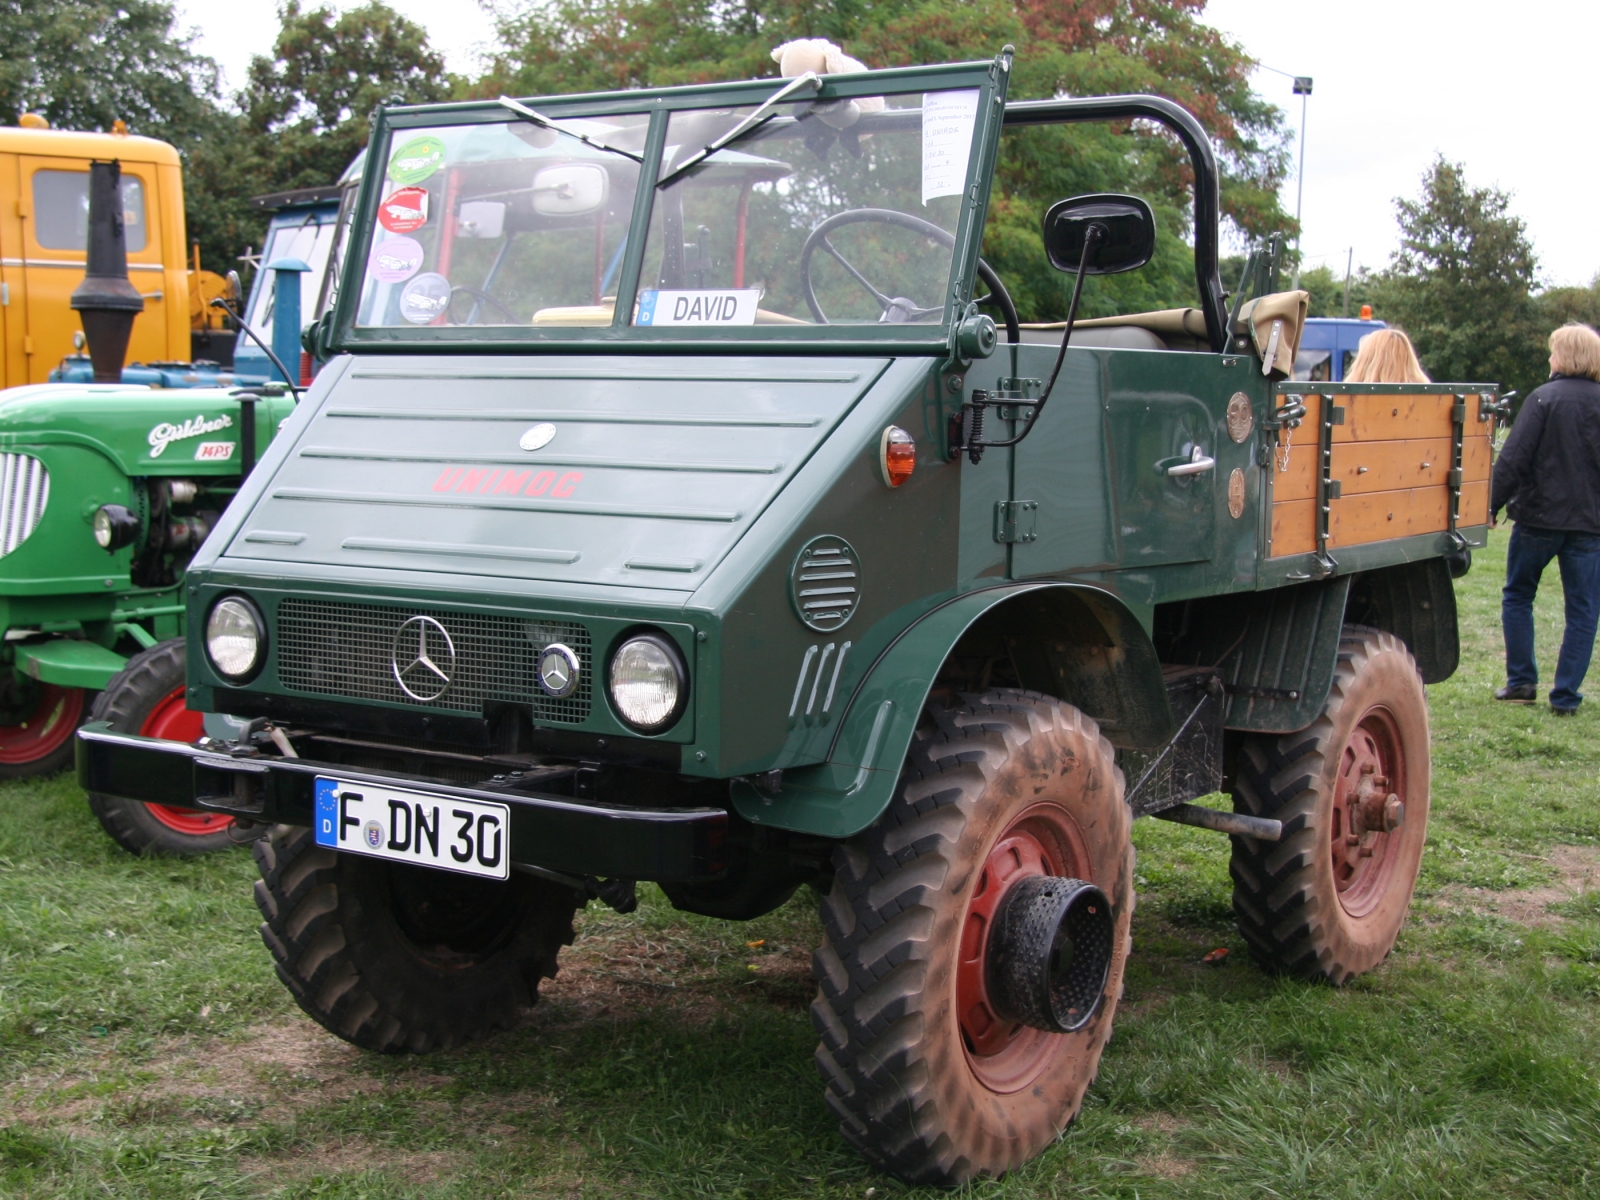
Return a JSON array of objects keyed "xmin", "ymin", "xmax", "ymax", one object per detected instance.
[
  {"xmin": 1097, "ymin": 352, "xmax": 1220, "ymax": 566},
  {"xmin": 18, "ymin": 157, "xmax": 166, "ymax": 380}
]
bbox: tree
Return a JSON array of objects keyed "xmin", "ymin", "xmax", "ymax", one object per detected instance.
[
  {"xmin": 0, "ymin": 0, "xmax": 219, "ymax": 138},
  {"xmin": 1370, "ymin": 157, "xmax": 1543, "ymax": 394},
  {"xmin": 243, "ymin": 1, "xmax": 452, "ymax": 191},
  {"xmin": 479, "ymin": 0, "xmax": 1293, "ymax": 318}
]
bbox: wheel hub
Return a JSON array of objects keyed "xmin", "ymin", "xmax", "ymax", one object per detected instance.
[
  {"xmin": 955, "ymin": 807, "xmax": 1106, "ymax": 1080},
  {"xmin": 1330, "ymin": 710, "xmax": 1405, "ymax": 914},
  {"xmin": 986, "ymin": 876, "xmax": 1112, "ymax": 1034}
]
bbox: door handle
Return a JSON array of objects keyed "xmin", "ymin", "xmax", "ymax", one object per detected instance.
[{"xmin": 1167, "ymin": 447, "xmax": 1216, "ymax": 477}]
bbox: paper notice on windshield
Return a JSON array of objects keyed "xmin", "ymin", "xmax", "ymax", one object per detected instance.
[
  {"xmin": 922, "ymin": 89, "xmax": 980, "ymax": 204},
  {"xmin": 636, "ymin": 289, "xmax": 760, "ymax": 326}
]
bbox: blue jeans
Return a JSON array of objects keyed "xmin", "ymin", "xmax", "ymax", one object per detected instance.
[{"xmin": 1502, "ymin": 523, "xmax": 1600, "ymax": 710}]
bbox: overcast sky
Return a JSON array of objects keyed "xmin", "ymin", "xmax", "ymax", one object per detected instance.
[{"xmin": 178, "ymin": 0, "xmax": 1598, "ymax": 289}]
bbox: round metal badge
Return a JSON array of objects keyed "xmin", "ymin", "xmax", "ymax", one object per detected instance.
[
  {"xmin": 537, "ymin": 643, "xmax": 580, "ymax": 698},
  {"xmin": 1228, "ymin": 467, "xmax": 1247, "ymax": 519},
  {"xmin": 1226, "ymin": 392, "xmax": 1254, "ymax": 443},
  {"xmin": 520, "ymin": 422, "xmax": 557, "ymax": 451}
]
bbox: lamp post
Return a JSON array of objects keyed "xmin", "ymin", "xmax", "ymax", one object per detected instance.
[{"xmin": 1290, "ymin": 75, "xmax": 1313, "ymax": 291}]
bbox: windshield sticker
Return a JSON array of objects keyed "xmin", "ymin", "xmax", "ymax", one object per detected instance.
[
  {"xmin": 369, "ymin": 236, "xmax": 424, "ymax": 283},
  {"xmin": 921, "ymin": 89, "xmax": 979, "ymax": 204},
  {"xmin": 636, "ymin": 289, "xmax": 760, "ymax": 327},
  {"xmin": 400, "ymin": 272, "xmax": 452, "ymax": 324},
  {"xmin": 378, "ymin": 186, "xmax": 430, "ymax": 233},
  {"xmin": 388, "ymin": 135, "xmax": 445, "ymax": 185},
  {"xmin": 148, "ymin": 413, "xmax": 233, "ymax": 458},
  {"xmin": 194, "ymin": 441, "xmax": 236, "ymax": 461}
]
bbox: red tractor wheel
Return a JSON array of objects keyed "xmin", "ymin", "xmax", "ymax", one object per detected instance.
[
  {"xmin": 86, "ymin": 639, "xmax": 235, "ymax": 855},
  {"xmin": 1230, "ymin": 626, "xmax": 1431, "ymax": 983},
  {"xmin": 0, "ymin": 678, "xmax": 85, "ymax": 779},
  {"xmin": 812, "ymin": 690, "xmax": 1133, "ymax": 1185}
]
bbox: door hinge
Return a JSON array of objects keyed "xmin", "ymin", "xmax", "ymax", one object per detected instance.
[{"xmin": 994, "ymin": 500, "xmax": 1039, "ymax": 544}]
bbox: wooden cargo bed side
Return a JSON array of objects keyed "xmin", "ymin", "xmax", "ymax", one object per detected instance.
[{"xmin": 1268, "ymin": 387, "xmax": 1496, "ymax": 560}]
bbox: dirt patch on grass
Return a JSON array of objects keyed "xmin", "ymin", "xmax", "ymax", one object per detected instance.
[
  {"xmin": 240, "ymin": 1142, "xmax": 465, "ymax": 1188},
  {"xmin": 1135, "ymin": 1152, "xmax": 1195, "ymax": 1178},
  {"xmin": 1133, "ymin": 1112, "xmax": 1191, "ymax": 1135},
  {"xmin": 1433, "ymin": 845, "xmax": 1600, "ymax": 928},
  {"xmin": 530, "ymin": 924, "xmax": 814, "ymax": 1027}
]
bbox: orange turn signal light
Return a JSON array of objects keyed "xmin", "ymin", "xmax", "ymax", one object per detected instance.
[{"xmin": 880, "ymin": 425, "xmax": 915, "ymax": 488}]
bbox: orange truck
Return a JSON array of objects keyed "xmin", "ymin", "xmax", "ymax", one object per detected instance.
[{"xmin": 0, "ymin": 117, "xmax": 228, "ymax": 386}]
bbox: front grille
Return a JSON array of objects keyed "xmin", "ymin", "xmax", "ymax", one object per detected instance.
[
  {"xmin": 0, "ymin": 453, "xmax": 49, "ymax": 557},
  {"xmin": 276, "ymin": 598, "xmax": 591, "ymax": 723}
]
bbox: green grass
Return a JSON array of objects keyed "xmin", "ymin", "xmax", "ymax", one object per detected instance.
[{"xmin": 4, "ymin": 533, "xmax": 1600, "ymax": 1197}]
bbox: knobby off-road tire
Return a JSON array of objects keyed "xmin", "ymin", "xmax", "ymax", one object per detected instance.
[
  {"xmin": 812, "ymin": 689, "xmax": 1134, "ymax": 1186},
  {"xmin": 1230, "ymin": 625, "xmax": 1431, "ymax": 984},
  {"xmin": 86, "ymin": 639, "xmax": 230, "ymax": 855},
  {"xmin": 253, "ymin": 824, "xmax": 578, "ymax": 1053}
]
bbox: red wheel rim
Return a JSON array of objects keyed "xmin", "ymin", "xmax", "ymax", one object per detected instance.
[
  {"xmin": 1330, "ymin": 707, "xmax": 1405, "ymax": 918},
  {"xmin": 955, "ymin": 802, "xmax": 1092, "ymax": 1093},
  {"xmin": 139, "ymin": 685, "xmax": 231, "ymax": 837},
  {"xmin": 0, "ymin": 683, "xmax": 83, "ymax": 764}
]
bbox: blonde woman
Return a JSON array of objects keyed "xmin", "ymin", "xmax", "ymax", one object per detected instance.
[
  {"xmin": 1346, "ymin": 327, "xmax": 1431, "ymax": 383},
  {"xmin": 1490, "ymin": 322, "xmax": 1600, "ymax": 714}
]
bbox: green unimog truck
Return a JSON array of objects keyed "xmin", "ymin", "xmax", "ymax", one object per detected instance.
[{"xmin": 78, "ymin": 51, "xmax": 1499, "ymax": 1184}]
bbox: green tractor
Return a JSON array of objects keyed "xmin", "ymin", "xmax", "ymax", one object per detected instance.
[
  {"xmin": 1, "ymin": 161, "xmax": 299, "ymax": 852},
  {"xmin": 80, "ymin": 52, "xmax": 1499, "ymax": 1181},
  {"xmin": 0, "ymin": 377, "xmax": 294, "ymax": 849}
]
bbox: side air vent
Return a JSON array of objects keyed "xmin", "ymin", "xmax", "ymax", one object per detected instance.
[
  {"xmin": 790, "ymin": 534, "xmax": 861, "ymax": 632},
  {"xmin": 0, "ymin": 453, "xmax": 49, "ymax": 557}
]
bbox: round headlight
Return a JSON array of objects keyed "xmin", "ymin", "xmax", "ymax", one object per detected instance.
[
  {"xmin": 92, "ymin": 504, "xmax": 140, "ymax": 552},
  {"xmin": 205, "ymin": 596, "xmax": 265, "ymax": 682},
  {"xmin": 608, "ymin": 633, "xmax": 687, "ymax": 733}
]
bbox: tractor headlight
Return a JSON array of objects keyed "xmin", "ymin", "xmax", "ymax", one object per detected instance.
[
  {"xmin": 92, "ymin": 504, "xmax": 140, "ymax": 552},
  {"xmin": 205, "ymin": 595, "xmax": 265, "ymax": 683},
  {"xmin": 608, "ymin": 632, "xmax": 687, "ymax": 733}
]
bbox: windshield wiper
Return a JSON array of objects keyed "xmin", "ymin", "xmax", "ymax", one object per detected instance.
[
  {"xmin": 656, "ymin": 72, "xmax": 821, "ymax": 189},
  {"xmin": 496, "ymin": 96, "xmax": 644, "ymax": 163}
]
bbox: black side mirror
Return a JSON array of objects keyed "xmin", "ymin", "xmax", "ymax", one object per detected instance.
[{"xmin": 1043, "ymin": 193, "xmax": 1156, "ymax": 275}]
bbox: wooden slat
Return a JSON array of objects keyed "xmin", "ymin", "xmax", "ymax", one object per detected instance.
[
  {"xmin": 1270, "ymin": 498, "xmax": 1316, "ymax": 557},
  {"xmin": 1461, "ymin": 478, "xmax": 1488, "ymax": 525},
  {"xmin": 1327, "ymin": 487, "xmax": 1447, "ymax": 545},
  {"xmin": 1268, "ymin": 391, "xmax": 1320, "ymax": 502},
  {"xmin": 1462, "ymin": 431, "xmax": 1491, "ymax": 483},
  {"xmin": 1331, "ymin": 439, "xmax": 1451, "ymax": 494},
  {"xmin": 1332, "ymin": 393, "xmax": 1455, "ymax": 442}
]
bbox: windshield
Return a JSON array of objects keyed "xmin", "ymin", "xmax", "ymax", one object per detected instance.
[
  {"xmin": 355, "ymin": 114, "xmax": 650, "ymax": 328},
  {"xmin": 350, "ymin": 80, "xmax": 986, "ymax": 335},
  {"xmin": 245, "ymin": 212, "xmax": 339, "ymax": 347}
]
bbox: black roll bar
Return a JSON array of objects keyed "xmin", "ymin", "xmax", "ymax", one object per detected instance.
[{"xmin": 1003, "ymin": 95, "xmax": 1229, "ymax": 354}]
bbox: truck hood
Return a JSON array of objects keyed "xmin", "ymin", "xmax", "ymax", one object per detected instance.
[{"xmin": 223, "ymin": 355, "xmax": 891, "ymax": 593}]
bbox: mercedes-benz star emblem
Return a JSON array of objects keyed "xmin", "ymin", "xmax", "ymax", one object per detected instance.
[
  {"xmin": 537, "ymin": 642, "xmax": 580, "ymax": 699},
  {"xmin": 391, "ymin": 615, "xmax": 456, "ymax": 701},
  {"xmin": 519, "ymin": 422, "xmax": 556, "ymax": 451}
]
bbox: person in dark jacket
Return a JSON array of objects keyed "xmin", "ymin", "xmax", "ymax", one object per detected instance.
[{"xmin": 1491, "ymin": 322, "xmax": 1600, "ymax": 713}]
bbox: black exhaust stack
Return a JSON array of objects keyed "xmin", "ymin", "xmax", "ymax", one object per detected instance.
[{"xmin": 70, "ymin": 160, "xmax": 145, "ymax": 382}]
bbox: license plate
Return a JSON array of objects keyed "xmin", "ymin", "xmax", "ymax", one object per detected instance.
[{"xmin": 313, "ymin": 776, "xmax": 510, "ymax": 880}]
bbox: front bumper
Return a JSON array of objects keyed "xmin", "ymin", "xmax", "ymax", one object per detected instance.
[{"xmin": 75, "ymin": 723, "xmax": 729, "ymax": 882}]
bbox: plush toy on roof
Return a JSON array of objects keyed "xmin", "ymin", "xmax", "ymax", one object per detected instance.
[{"xmin": 770, "ymin": 38, "xmax": 884, "ymax": 154}]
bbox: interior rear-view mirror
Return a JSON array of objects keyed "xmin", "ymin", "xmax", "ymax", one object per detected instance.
[
  {"xmin": 532, "ymin": 163, "xmax": 608, "ymax": 216},
  {"xmin": 1043, "ymin": 193, "xmax": 1156, "ymax": 275},
  {"xmin": 457, "ymin": 200, "xmax": 507, "ymax": 239}
]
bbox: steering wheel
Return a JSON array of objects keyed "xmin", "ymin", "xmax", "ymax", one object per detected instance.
[
  {"xmin": 798, "ymin": 208, "xmax": 1020, "ymax": 343},
  {"xmin": 448, "ymin": 285, "xmax": 519, "ymax": 325}
]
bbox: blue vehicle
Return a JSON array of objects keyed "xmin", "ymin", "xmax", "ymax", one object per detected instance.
[{"xmin": 1294, "ymin": 313, "xmax": 1386, "ymax": 381}]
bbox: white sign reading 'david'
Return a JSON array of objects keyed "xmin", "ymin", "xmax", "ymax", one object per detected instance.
[
  {"xmin": 921, "ymin": 89, "xmax": 980, "ymax": 205},
  {"xmin": 636, "ymin": 289, "xmax": 760, "ymax": 326}
]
